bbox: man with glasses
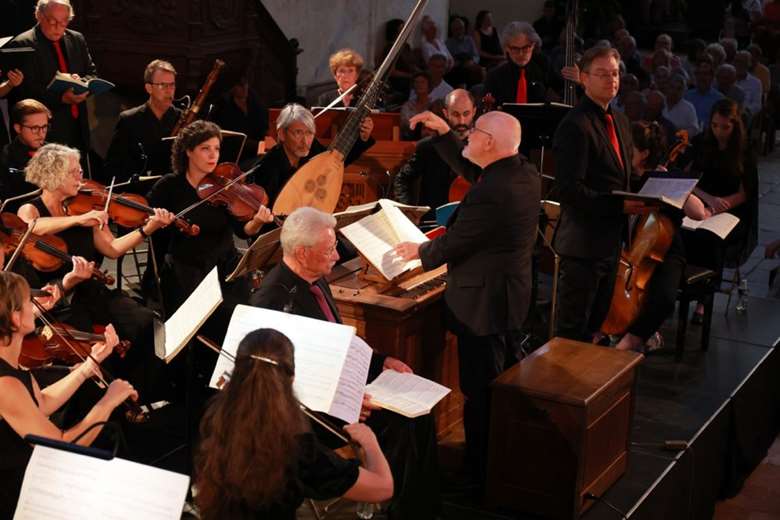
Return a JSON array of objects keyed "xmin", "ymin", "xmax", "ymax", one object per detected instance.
[
  {"xmin": 9, "ymin": 0, "xmax": 97, "ymax": 156},
  {"xmin": 552, "ymin": 46, "xmax": 647, "ymax": 343},
  {"xmin": 395, "ymin": 108, "xmax": 540, "ymax": 491},
  {"xmin": 105, "ymin": 60, "xmax": 182, "ymax": 184},
  {"xmin": 484, "ymin": 21, "xmax": 550, "ymax": 107},
  {"xmin": 248, "ymin": 103, "xmax": 374, "ymax": 207},
  {"xmin": 0, "ymin": 99, "xmax": 51, "ymax": 209}
]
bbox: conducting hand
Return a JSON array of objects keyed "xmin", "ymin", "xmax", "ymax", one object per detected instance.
[{"xmin": 409, "ymin": 111, "xmax": 451, "ymax": 136}]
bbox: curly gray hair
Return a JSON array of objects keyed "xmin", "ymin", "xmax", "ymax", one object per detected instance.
[{"xmin": 25, "ymin": 143, "xmax": 80, "ymax": 191}]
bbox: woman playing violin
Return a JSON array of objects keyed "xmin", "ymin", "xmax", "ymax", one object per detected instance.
[
  {"xmin": 195, "ymin": 328, "xmax": 392, "ymax": 520},
  {"xmin": 16, "ymin": 143, "xmax": 174, "ymax": 400},
  {"xmin": 0, "ymin": 271, "xmax": 137, "ymax": 518},
  {"xmin": 147, "ymin": 120, "xmax": 273, "ymax": 318}
]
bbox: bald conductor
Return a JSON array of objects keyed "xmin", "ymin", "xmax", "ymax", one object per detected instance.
[{"xmin": 395, "ymin": 109, "xmax": 541, "ymax": 487}]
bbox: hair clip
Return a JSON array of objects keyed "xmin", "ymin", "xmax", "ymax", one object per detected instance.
[{"xmin": 249, "ymin": 354, "xmax": 280, "ymax": 366}]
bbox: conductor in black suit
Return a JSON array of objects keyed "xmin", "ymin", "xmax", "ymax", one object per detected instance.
[
  {"xmin": 10, "ymin": 0, "xmax": 97, "ymax": 155},
  {"xmin": 395, "ymin": 109, "xmax": 541, "ymax": 485},
  {"xmin": 250, "ymin": 207, "xmax": 440, "ymax": 520},
  {"xmin": 552, "ymin": 46, "xmax": 648, "ymax": 342}
]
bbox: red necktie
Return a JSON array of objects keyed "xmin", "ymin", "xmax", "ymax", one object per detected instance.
[
  {"xmin": 605, "ymin": 114, "xmax": 624, "ymax": 170},
  {"xmin": 309, "ymin": 284, "xmax": 337, "ymax": 322},
  {"xmin": 52, "ymin": 40, "xmax": 79, "ymax": 119},
  {"xmin": 515, "ymin": 68, "xmax": 527, "ymax": 103}
]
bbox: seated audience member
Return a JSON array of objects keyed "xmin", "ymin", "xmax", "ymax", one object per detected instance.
[
  {"xmin": 484, "ymin": 22, "xmax": 550, "ymax": 106},
  {"xmin": 377, "ymin": 19, "xmax": 423, "ymax": 103},
  {"xmin": 318, "ymin": 49, "xmax": 364, "ymax": 108},
  {"xmin": 664, "ymin": 73, "xmax": 700, "ymax": 135},
  {"xmin": 623, "ymin": 91, "xmax": 647, "ymax": 123},
  {"xmin": 685, "ymin": 59, "xmax": 725, "ymax": 126},
  {"xmin": 473, "ymin": 10, "xmax": 504, "ymax": 70},
  {"xmin": 611, "ymin": 73, "xmax": 639, "ymax": 112},
  {"xmin": 733, "ymin": 50, "xmax": 764, "ymax": 118},
  {"xmin": 400, "ymin": 72, "xmax": 431, "ymax": 139},
  {"xmin": 420, "ymin": 16, "xmax": 454, "ymax": 71},
  {"xmin": 716, "ymin": 63, "xmax": 747, "ymax": 110},
  {"xmin": 653, "ymin": 65, "xmax": 672, "ymax": 93},
  {"xmin": 616, "ymin": 34, "xmax": 650, "ymax": 87},
  {"xmin": 195, "ymin": 328, "xmax": 393, "ymax": 520},
  {"xmin": 1, "ymin": 99, "xmax": 49, "ymax": 208},
  {"xmin": 705, "ymin": 43, "xmax": 727, "ymax": 68},
  {"xmin": 682, "ymin": 99, "xmax": 758, "ymax": 321},
  {"xmin": 211, "ymin": 74, "xmax": 269, "ymax": 165},
  {"xmin": 747, "ymin": 44, "xmax": 771, "ymax": 96},
  {"xmin": 645, "ymin": 89, "xmax": 678, "ymax": 142},
  {"xmin": 719, "ymin": 37, "xmax": 738, "ymax": 63},
  {"xmin": 445, "ymin": 16, "xmax": 483, "ymax": 87},
  {"xmin": 683, "ymin": 39, "xmax": 708, "ymax": 81},
  {"xmin": 533, "ymin": 1, "xmax": 564, "ymax": 53},
  {"xmin": 409, "ymin": 54, "xmax": 453, "ymax": 103}
]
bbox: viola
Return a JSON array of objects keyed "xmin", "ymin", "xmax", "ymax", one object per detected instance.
[
  {"xmin": 20, "ymin": 323, "xmax": 131, "ymax": 369},
  {"xmin": 1, "ymin": 212, "xmax": 114, "ymax": 285},
  {"xmin": 64, "ymin": 179, "xmax": 199, "ymax": 236},
  {"xmin": 194, "ymin": 163, "xmax": 283, "ymax": 226}
]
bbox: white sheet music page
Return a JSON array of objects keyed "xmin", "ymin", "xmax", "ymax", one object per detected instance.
[
  {"xmin": 15, "ymin": 445, "xmax": 189, "ymax": 520},
  {"xmin": 340, "ymin": 210, "xmax": 406, "ymax": 280},
  {"xmin": 682, "ymin": 213, "xmax": 740, "ymax": 239},
  {"xmin": 365, "ymin": 370, "xmax": 451, "ymax": 418},
  {"xmin": 209, "ymin": 305, "xmax": 359, "ymax": 420},
  {"xmin": 159, "ymin": 266, "xmax": 222, "ymax": 363},
  {"xmin": 329, "ymin": 335, "xmax": 372, "ymax": 424}
]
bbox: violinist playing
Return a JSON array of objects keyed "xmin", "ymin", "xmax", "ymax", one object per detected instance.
[
  {"xmin": 612, "ymin": 121, "xmax": 710, "ymax": 352},
  {"xmin": 17, "ymin": 143, "xmax": 175, "ymax": 401},
  {"xmin": 0, "ymin": 271, "xmax": 137, "ymax": 519},
  {"xmin": 195, "ymin": 328, "xmax": 393, "ymax": 520}
]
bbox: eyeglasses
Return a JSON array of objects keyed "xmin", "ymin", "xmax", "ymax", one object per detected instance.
[
  {"xmin": 42, "ymin": 15, "xmax": 69, "ymax": 29},
  {"xmin": 507, "ymin": 43, "xmax": 535, "ymax": 54},
  {"xmin": 20, "ymin": 124, "xmax": 50, "ymax": 134},
  {"xmin": 286, "ymin": 128, "xmax": 315, "ymax": 139},
  {"xmin": 469, "ymin": 126, "xmax": 493, "ymax": 138},
  {"xmin": 148, "ymin": 82, "xmax": 176, "ymax": 90},
  {"xmin": 584, "ymin": 70, "xmax": 620, "ymax": 80}
]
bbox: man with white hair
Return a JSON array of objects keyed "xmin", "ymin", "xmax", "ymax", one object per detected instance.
[
  {"xmin": 395, "ymin": 108, "xmax": 541, "ymax": 487},
  {"xmin": 248, "ymin": 103, "xmax": 374, "ymax": 206},
  {"xmin": 734, "ymin": 50, "xmax": 763, "ymax": 118},
  {"xmin": 9, "ymin": 0, "xmax": 97, "ymax": 155},
  {"xmin": 484, "ymin": 21, "xmax": 549, "ymax": 106},
  {"xmin": 250, "ymin": 206, "xmax": 441, "ymax": 520}
]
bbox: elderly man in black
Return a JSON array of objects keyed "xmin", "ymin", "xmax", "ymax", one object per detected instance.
[{"xmin": 395, "ymin": 109, "xmax": 541, "ymax": 488}]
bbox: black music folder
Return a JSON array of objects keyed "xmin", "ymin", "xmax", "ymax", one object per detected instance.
[{"xmin": 0, "ymin": 36, "xmax": 34, "ymax": 73}]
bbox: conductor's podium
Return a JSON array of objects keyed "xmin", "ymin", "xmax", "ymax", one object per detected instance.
[{"xmin": 487, "ymin": 338, "xmax": 643, "ymax": 519}]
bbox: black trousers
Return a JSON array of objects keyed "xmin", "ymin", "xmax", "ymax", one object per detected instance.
[
  {"xmin": 556, "ymin": 249, "xmax": 620, "ymax": 341},
  {"xmin": 455, "ymin": 329, "xmax": 524, "ymax": 484}
]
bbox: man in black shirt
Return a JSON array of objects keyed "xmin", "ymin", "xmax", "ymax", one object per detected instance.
[
  {"xmin": 211, "ymin": 75, "xmax": 268, "ymax": 166},
  {"xmin": 248, "ymin": 103, "xmax": 374, "ymax": 207},
  {"xmin": 393, "ymin": 88, "xmax": 475, "ymax": 215},
  {"xmin": 104, "ymin": 59, "xmax": 182, "ymax": 184},
  {"xmin": 0, "ymin": 99, "xmax": 50, "ymax": 209}
]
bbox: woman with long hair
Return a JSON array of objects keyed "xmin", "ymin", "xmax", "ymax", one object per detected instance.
[
  {"xmin": 473, "ymin": 10, "xmax": 504, "ymax": 70},
  {"xmin": 195, "ymin": 328, "xmax": 393, "ymax": 519},
  {"xmin": 0, "ymin": 271, "xmax": 136, "ymax": 518},
  {"xmin": 682, "ymin": 98, "xmax": 758, "ymax": 322}
]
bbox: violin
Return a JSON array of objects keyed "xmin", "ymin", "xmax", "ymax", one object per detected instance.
[
  {"xmin": 1, "ymin": 212, "xmax": 114, "ymax": 285},
  {"xmin": 192, "ymin": 163, "xmax": 283, "ymax": 226},
  {"xmin": 64, "ymin": 179, "xmax": 199, "ymax": 236},
  {"xmin": 447, "ymin": 93, "xmax": 496, "ymax": 203},
  {"xmin": 20, "ymin": 323, "xmax": 131, "ymax": 369}
]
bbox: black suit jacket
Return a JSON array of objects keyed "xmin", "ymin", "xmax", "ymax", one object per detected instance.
[
  {"xmin": 10, "ymin": 26, "xmax": 97, "ymax": 147},
  {"xmin": 484, "ymin": 56, "xmax": 549, "ymax": 107},
  {"xmin": 418, "ymin": 132, "xmax": 541, "ymax": 337},
  {"xmin": 0, "ymin": 137, "xmax": 39, "ymax": 209},
  {"xmin": 392, "ymin": 135, "xmax": 464, "ymax": 213},
  {"xmin": 104, "ymin": 103, "xmax": 181, "ymax": 183},
  {"xmin": 552, "ymin": 95, "xmax": 633, "ymax": 259},
  {"xmin": 249, "ymin": 260, "xmax": 386, "ymax": 380}
]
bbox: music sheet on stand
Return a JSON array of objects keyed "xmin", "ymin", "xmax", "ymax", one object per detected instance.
[
  {"xmin": 14, "ymin": 445, "xmax": 189, "ymax": 520},
  {"xmin": 210, "ymin": 305, "xmax": 370, "ymax": 424}
]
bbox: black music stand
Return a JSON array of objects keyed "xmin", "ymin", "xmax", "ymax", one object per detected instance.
[{"xmin": 501, "ymin": 102, "xmax": 571, "ymax": 163}]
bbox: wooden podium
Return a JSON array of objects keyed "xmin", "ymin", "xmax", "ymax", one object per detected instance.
[{"xmin": 487, "ymin": 337, "xmax": 643, "ymax": 519}]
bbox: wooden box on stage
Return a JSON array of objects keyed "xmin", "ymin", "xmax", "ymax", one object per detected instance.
[{"xmin": 487, "ymin": 337, "xmax": 643, "ymax": 519}]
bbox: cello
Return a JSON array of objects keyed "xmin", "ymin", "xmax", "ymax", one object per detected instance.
[{"xmin": 600, "ymin": 131, "xmax": 690, "ymax": 336}]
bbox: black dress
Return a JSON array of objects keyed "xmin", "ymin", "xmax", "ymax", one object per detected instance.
[
  {"xmin": 0, "ymin": 358, "xmax": 38, "ymax": 519},
  {"xmin": 0, "ymin": 137, "xmax": 40, "ymax": 211},
  {"xmin": 201, "ymin": 431, "xmax": 359, "ymax": 520}
]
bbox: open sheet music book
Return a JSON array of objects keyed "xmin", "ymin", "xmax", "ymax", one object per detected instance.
[
  {"xmin": 682, "ymin": 213, "xmax": 740, "ymax": 239},
  {"xmin": 155, "ymin": 266, "xmax": 222, "ymax": 363},
  {"xmin": 15, "ymin": 445, "xmax": 189, "ymax": 520},
  {"xmin": 365, "ymin": 371, "xmax": 451, "ymax": 418},
  {"xmin": 335, "ymin": 199, "xmax": 431, "ymax": 228},
  {"xmin": 339, "ymin": 199, "xmax": 429, "ymax": 281},
  {"xmin": 225, "ymin": 226, "xmax": 283, "ymax": 282},
  {"xmin": 210, "ymin": 305, "xmax": 372, "ymax": 424},
  {"xmin": 613, "ymin": 176, "xmax": 698, "ymax": 210}
]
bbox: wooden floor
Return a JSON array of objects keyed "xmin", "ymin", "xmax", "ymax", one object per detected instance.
[{"xmin": 714, "ymin": 435, "xmax": 780, "ymax": 520}]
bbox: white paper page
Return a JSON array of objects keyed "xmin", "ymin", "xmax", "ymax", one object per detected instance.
[
  {"xmin": 328, "ymin": 335, "xmax": 373, "ymax": 424},
  {"xmin": 637, "ymin": 177, "xmax": 698, "ymax": 209},
  {"xmin": 682, "ymin": 213, "xmax": 739, "ymax": 239},
  {"xmin": 15, "ymin": 445, "xmax": 189, "ymax": 520},
  {"xmin": 380, "ymin": 199, "xmax": 430, "ymax": 244},
  {"xmin": 365, "ymin": 371, "xmax": 451, "ymax": 417},
  {"xmin": 157, "ymin": 266, "xmax": 222, "ymax": 362},
  {"xmin": 209, "ymin": 305, "xmax": 356, "ymax": 416},
  {"xmin": 340, "ymin": 210, "xmax": 413, "ymax": 280}
]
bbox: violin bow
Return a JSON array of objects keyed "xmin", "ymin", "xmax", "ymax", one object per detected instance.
[
  {"xmin": 100, "ymin": 177, "xmax": 116, "ymax": 231},
  {"xmin": 3, "ymin": 218, "xmax": 37, "ymax": 272},
  {"xmin": 195, "ymin": 335, "xmax": 354, "ymax": 447},
  {"xmin": 313, "ymin": 83, "xmax": 358, "ymax": 120}
]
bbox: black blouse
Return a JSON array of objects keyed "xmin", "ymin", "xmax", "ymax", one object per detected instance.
[{"xmin": 0, "ymin": 358, "xmax": 38, "ymax": 519}]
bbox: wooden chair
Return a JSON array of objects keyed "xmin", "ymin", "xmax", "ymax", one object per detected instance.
[{"xmin": 675, "ymin": 265, "xmax": 716, "ymax": 361}]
